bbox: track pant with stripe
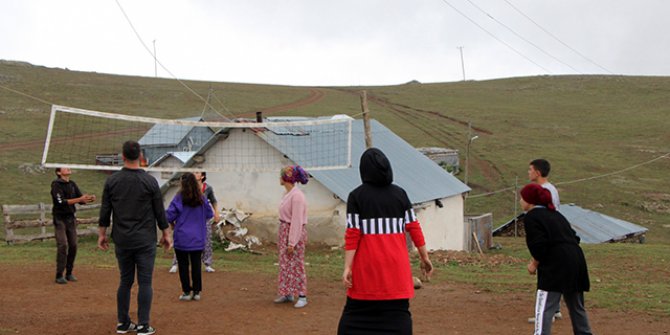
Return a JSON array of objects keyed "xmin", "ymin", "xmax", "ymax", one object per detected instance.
[{"xmin": 534, "ymin": 290, "xmax": 592, "ymax": 335}]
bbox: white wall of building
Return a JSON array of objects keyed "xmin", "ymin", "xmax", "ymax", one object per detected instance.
[
  {"xmin": 414, "ymin": 195, "xmax": 466, "ymax": 251},
  {"xmin": 159, "ymin": 129, "xmax": 466, "ymax": 250}
]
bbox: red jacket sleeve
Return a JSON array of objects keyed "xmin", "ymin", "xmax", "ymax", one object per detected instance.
[{"xmin": 405, "ymin": 208, "xmax": 426, "ymax": 248}]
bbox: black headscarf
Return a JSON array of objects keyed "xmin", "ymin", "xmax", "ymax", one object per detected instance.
[{"xmin": 359, "ymin": 148, "xmax": 393, "ymax": 186}]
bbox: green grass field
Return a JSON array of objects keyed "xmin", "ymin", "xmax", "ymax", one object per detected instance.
[{"xmin": 1, "ymin": 61, "xmax": 669, "ymax": 315}]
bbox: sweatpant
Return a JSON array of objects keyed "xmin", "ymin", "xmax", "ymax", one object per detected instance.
[
  {"xmin": 534, "ymin": 290, "xmax": 592, "ymax": 335},
  {"xmin": 54, "ymin": 215, "xmax": 77, "ymax": 278},
  {"xmin": 175, "ymin": 249, "xmax": 203, "ymax": 293}
]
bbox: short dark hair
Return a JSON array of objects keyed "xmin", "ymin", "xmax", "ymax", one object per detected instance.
[
  {"xmin": 201, "ymin": 171, "xmax": 207, "ymax": 182},
  {"xmin": 122, "ymin": 140, "xmax": 141, "ymax": 161},
  {"xmin": 55, "ymin": 167, "xmax": 61, "ymax": 177},
  {"xmin": 530, "ymin": 159, "xmax": 551, "ymax": 177}
]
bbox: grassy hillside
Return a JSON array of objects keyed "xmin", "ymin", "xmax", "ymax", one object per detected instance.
[{"xmin": 1, "ymin": 61, "xmax": 669, "ymax": 242}]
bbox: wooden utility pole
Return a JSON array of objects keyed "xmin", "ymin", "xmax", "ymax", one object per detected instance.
[{"xmin": 360, "ymin": 90, "xmax": 372, "ymax": 149}]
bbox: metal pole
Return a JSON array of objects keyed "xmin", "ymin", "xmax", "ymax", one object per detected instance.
[
  {"xmin": 458, "ymin": 46, "xmax": 466, "ymax": 81},
  {"xmin": 464, "ymin": 121, "xmax": 472, "ymax": 186},
  {"xmin": 514, "ymin": 175, "xmax": 519, "ymax": 237},
  {"xmin": 153, "ymin": 39, "xmax": 157, "ymax": 77}
]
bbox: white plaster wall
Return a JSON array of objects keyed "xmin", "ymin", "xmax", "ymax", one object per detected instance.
[
  {"xmin": 414, "ymin": 195, "xmax": 466, "ymax": 251},
  {"xmin": 162, "ymin": 129, "xmax": 344, "ymax": 244}
]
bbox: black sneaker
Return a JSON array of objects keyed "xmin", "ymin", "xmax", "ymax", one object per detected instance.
[
  {"xmin": 116, "ymin": 322, "xmax": 137, "ymax": 334},
  {"xmin": 66, "ymin": 274, "xmax": 78, "ymax": 282},
  {"xmin": 55, "ymin": 277, "xmax": 67, "ymax": 285},
  {"xmin": 137, "ymin": 324, "xmax": 156, "ymax": 335}
]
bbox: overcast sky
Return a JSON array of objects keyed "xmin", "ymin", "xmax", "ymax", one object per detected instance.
[{"xmin": 2, "ymin": 0, "xmax": 669, "ymax": 86}]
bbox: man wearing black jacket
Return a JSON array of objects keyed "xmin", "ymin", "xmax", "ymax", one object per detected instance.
[
  {"xmin": 50, "ymin": 167, "xmax": 95, "ymax": 284},
  {"xmin": 98, "ymin": 140, "xmax": 172, "ymax": 335}
]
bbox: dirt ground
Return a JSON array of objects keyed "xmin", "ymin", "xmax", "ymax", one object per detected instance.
[{"xmin": 1, "ymin": 263, "xmax": 668, "ymax": 335}]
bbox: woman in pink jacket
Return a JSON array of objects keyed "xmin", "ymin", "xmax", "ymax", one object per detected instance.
[{"xmin": 273, "ymin": 165, "xmax": 309, "ymax": 308}]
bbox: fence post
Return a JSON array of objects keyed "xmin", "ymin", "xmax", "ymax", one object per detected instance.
[
  {"xmin": 2, "ymin": 205, "xmax": 13, "ymax": 244},
  {"xmin": 39, "ymin": 202, "xmax": 47, "ymax": 240}
]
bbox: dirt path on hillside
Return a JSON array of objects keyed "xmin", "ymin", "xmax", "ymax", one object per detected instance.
[
  {"xmin": 237, "ymin": 88, "xmax": 326, "ymax": 118},
  {"xmin": 0, "ymin": 263, "xmax": 667, "ymax": 334},
  {"xmin": 0, "ymin": 127, "xmax": 148, "ymax": 153}
]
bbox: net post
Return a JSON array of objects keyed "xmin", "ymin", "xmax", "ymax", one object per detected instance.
[{"xmin": 41, "ymin": 105, "xmax": 59, "ymax": 166}]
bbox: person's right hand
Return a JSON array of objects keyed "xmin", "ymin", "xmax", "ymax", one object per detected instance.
[{"xmin": 342, "ymin": 267, "xmax": 353, "ymax": 289}]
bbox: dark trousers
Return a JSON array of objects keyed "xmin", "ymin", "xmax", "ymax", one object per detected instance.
[
  {"xmin": 54, "ymin": 215, "xmax": 77, "ymax": 278},
  {"xmin": 175, "ymin": 249, "xmax": 203, "ymax": 293},
  {"xmin": 535, "ymin": 290, "xmax": 592, "ymax": 335},
  {"xmin": 338, "ymin": 297, "xmax": 412, "ymax": 335},
  {"xmin": 115, "ymin": 244, "xmax": 156, "ymax": 325}
]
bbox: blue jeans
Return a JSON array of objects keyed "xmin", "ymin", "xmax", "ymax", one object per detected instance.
[{"xmin": 115, "ymin": 244, "xmax": 156, "ymax": 325}]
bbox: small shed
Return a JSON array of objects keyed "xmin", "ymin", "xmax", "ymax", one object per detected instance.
[{"xmin": 493, "ymin": 204, "xmax": 648, "ymax": 243}]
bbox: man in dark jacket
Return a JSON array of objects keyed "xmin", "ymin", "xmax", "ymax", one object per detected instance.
[
  {"xmin": 521, "ymin": 183, "xmax": 592, "ymax": 335},
  {"xmin": 50, "ymin": 167, "xmax": 95, "ymax": 284},
  {"xmin": 98, "ymin": 140, "xmax": 172, "ymax": 335}
]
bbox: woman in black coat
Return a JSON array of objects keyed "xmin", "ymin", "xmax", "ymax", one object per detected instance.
[{"xmin": 520, "ymin": 183, "xmax": 593, "ymax": 335}]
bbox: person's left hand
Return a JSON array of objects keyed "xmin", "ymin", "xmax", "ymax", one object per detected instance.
[
  {"xmin": 420, "ymin": 258, "xmax": 434, "ymax": 281},
  {"xmin": 160, "ymin": 232, "xmax": 173, "ymax": 252},
  {"xmin": 287, "ymin": 245, "xmax": 294, "ymax": 255},
  {"xmin": 527, "ymin": 261, "xmax": 537, "ymax": 275}
]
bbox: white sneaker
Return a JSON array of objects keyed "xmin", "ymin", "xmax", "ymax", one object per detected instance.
[
  {"xmin": 273, "ymin": 295, "xmax": 294, "ymax": 304},
  {"xmin": 169, "ymin": 265, "xmax": 178, "ymax": 273},
  {"xmin": 294, "ymin": 297, "xmax": 308, "ymax": 308},
  {"xmin": 193, "ymin": 292, "xmax": 201, "ymax": 301},
  {"xmin": 554, "ymin": 311, "xmax": 563, "ymax": 320},
  {"xmin": 179, "ymin": 292, "xmax": 192, "ymax": 301},
  {"xmin": 205, "ymin": 266, "xmax": 215, "ymax": 273}
]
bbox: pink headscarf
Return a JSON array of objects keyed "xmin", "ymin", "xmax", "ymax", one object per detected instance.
[{"xmin": 280, "ymin": 165, "xmax": 309, "ymax": 185}]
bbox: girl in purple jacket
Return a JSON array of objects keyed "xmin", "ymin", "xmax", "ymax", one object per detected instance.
[{"xmin": 166, "ymin": 173, "xmax": 213, "ymax": 301}]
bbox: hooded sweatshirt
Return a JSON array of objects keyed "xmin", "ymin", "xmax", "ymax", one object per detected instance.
[{"xmin": 345, "ymin": 148, "xmax": 426, "ymax": 300}]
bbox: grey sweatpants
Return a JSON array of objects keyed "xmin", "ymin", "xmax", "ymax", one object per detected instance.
[{"xmin": 534, "ymin": 290, "xmax": 592, "ymax": 335}]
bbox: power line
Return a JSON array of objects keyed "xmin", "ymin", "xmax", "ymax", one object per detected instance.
[
  {"xmin": 502, "ymin": 0, "xmax": 614, "ymax": 74},
  {"xmin": 463, "ymin": 0, "xmax": 582, "ymax": 74},
  {"xmin": 113, "ymin": 0, "xmax": 235, "ymax": 120},
  {"xmin": 468, "ymin": 152, "xmax": 670, "ymax": 199},
  {"xmin": 438, "ymin": 0, "xmax": 552, "ymax": 73}
]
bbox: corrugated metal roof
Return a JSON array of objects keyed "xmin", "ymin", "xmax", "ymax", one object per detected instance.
[
  {"xmin": 152, "ymin": 151, "xmax": 198, "ymax": 166},
  {"xmin": 264, "ymin": 119, "xmax": 470, "ymax": 204},
  {"xmin": 493, "ymin": 204, "xmax": 648, "ymax": 244},
  {"xmin": 559, "ymin": 204, "xmax": 648, "ymax": 243},
  {"xmin": 139, "ymin": 117, "xmax": 203, "ymax": 146}
]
